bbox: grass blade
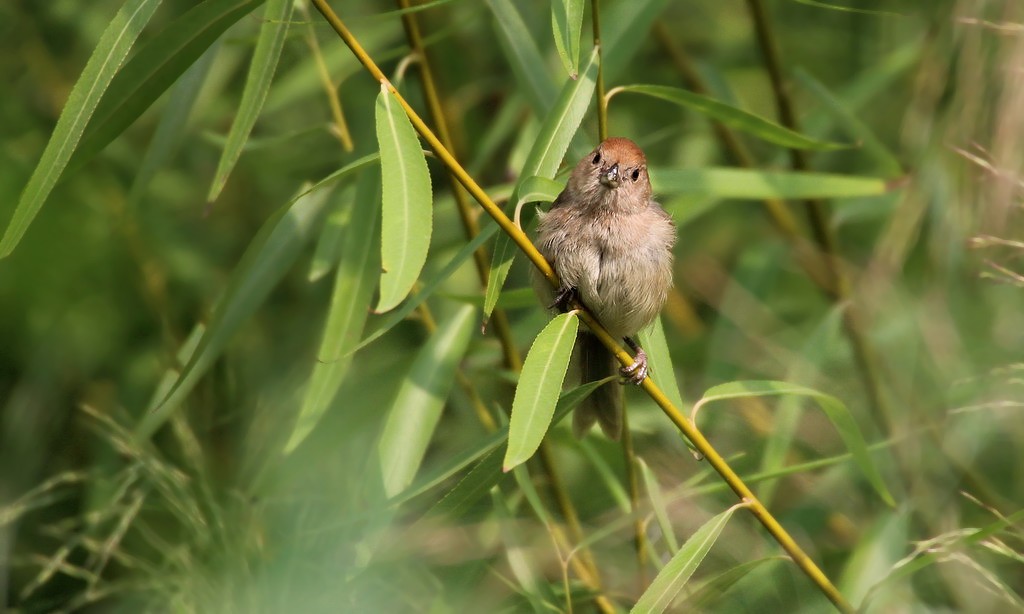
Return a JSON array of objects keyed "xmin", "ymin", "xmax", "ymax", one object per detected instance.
[
  {"xmin": 285, "ymin": 169, "xmax": 380, "ymax": 454},
  {"xmin": 503, "ymin": 312, "xmax": 579, "ymax": 471},
  {"xmin": 375, "ymin": 85, "xmax": 433, "ymax": 313},
  {"xmin": 74, "ymin": 0, "xmax": 264, "ymax": 173},
  {"xmin": 0, "ymin": 0, "xmax": 163, "ymax": 258},
  {"xmin": 693, "ymin": 380, "xmax": 895, "ymax": 506},
  {"xmin": 650, "ymin": 167, "xmax": 893, "ymax": 200},
  {"xmin": 378, "ymin": 305, "xmax": 477, "ymax": 498},
  {"xmin": 631, "ymin": 502, "xmax": 746, "ymax": 613},
  {"xmin": 483, "ymin": 47, "xmax": 599, "ymax": 319},
  {"xmin": 552, "ymin": 0, "xmax": 584, "ymax": 78},
  {"xmin": 613, "ymin": 85, "xmax": 848, "ymax": 150},
  {"xmin": 207, "ymin": 0, "xmax": 294, "ymax": 202}
]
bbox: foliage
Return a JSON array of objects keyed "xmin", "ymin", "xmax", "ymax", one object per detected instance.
[{"xmin": 2, "ymin": 0, "xmax": 1023, "ymax": 611}]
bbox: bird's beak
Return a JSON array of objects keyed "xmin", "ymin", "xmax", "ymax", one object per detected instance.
[{"xmin": 599, "ymin": 163, "xmax": 620, "ymax": 188}]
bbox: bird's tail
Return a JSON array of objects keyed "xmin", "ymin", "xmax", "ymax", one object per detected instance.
[{"xmin": 574, "ymin": 332, "xmax": 622, "ymax": 440}]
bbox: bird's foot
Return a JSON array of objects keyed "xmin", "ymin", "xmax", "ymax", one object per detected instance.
[
  {"xmin": 620, "ymin": 348, "xmax": 648, "ymax": 385},
  {"xmin": 549, "ymin": 286, "xmax": 577, "ymax": 312}
]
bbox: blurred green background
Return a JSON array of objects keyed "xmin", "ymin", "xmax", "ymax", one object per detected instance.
[{"xmin": 2, "ymin": 0, "xmax": 1023, "ymax": 611}]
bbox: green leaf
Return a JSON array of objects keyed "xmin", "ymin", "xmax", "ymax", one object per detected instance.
[
  {"xmin": 639, "ymin": 458, "xmax": 679, "ymax": 556},
  {"xmin": 613, "ymin": 85, "xmax": 848, "ymax": 150},
  {"xmin": 409, "ymin": 380, "xmax": 610, "ymax": 515},
  {"xmin": 631, "ymin": 503, "xmax": 746, "ymax": 613},
  {"xmin": 207, "ymin": 0, "xmax": 294, "ymax": 202},
  {"xmin": 485, "ymin": 0, "xmax": 557, "ymax": 116},
  {"xmin": 74, "ymin": 0, "xmax": 264, "ymax": 173},
  {"xmin": 503, "ymin": 312, "xmax": 579, "ymax": 471},
  {"xmin": 693, "ymin": 380, "xmax": 895, "ymax": 506},
  {"xmin": 512, "ymin": 175, "xmax": 563, "ymax": 225},
  {"xmin": 378, "ymin": 305, "xmax": 477, "ymax": 498},
  {"xmin": 651, "ymin": 167, "xmax": 892, "ymax": 200},
  {"xmin": 638, "ymin": 316, "xmax": 684, "ymax": 411},
  {"xmin": 134, "ymin": 156, "xmax": 377, "ymax": 440},
  {"xmin": 285, "ymin": 169, "xmax": 380, "ymax": 454},
  {"xmin": 0, "ymin": 0, "xmax": 163, "ymax": 258},
  {"xmin": 676, "ymin": 557, "xmax": 787, "ymax": 610},
  {"xmin": 307, "ymin": 184, "xmax": 353, "ymax": 282},
  {"xmin": 601, "ymin": 0, "xmax": 669, "ymax": 81},
  {"xmin": 483, "ymin": 47, "xmax": 599, "ymax": 319},
  {"xmin": 375, "ymin": 85, "xmax": 433, "ymax": 312},
  {"xmin": 551, "ymin": 0, "xmax": 584, "ymax": 78}
]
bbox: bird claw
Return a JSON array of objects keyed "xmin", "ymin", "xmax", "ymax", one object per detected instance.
[
  {"xmin": 620, "ymin": 349, "xmax": 648, "ymax": 385},
  {"xmin": 549, "ymin": 286, "xmax": 577, "ymax": 312}
]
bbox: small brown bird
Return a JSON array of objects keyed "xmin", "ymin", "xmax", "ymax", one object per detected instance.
[{"xmin": 535, "ymin": 137, "xmax": 676, "ymax": 439}]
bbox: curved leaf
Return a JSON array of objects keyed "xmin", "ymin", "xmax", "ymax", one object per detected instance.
[
  {"xmin": 613, "ymin": 84, "xmax": 848, "ymax": 150},
  {"xmin": 378, "ymin": 305, "xmax": 477, "ymax": 498},
  {"xmin": 651, "ymin": 167, "xmax": 892, "ymax": 200},
  {"xmin": 632, "ymin": 503, "xmax": 746, "ymax": 613},
  {"xmin": 0, "ymin": 0, "xmax": 163, "ymax": 258},
  {"xmin": 693, "ymin": 380, "xmax": 895, "ymax": 506},
  {"xmin": 285, "ymin": 170, "xmax": 380, "ymax": 455},
  {"xmin": 207, "ymin": 0, "xmax": 294, "ymax": 201},
  {"xmin": 503, "ymin": 312, "xmax": 579, "ymax": 471},
  {"xmin": 552, "ymin": 0, "xmax": 584, "ymax": 78},
  {"xmin": 677, "ymin": 557, "xmax": 787, "ymax": 610},
  {"xmin": 375, "ymin": 85, "xmax": 433, "ymax": 312}
]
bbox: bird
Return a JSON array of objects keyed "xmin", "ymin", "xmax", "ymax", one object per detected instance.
[{"xmin": 534, "ymin": 137, "xmax": 676, "ymax": 439}]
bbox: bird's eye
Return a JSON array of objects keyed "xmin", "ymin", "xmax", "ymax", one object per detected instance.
[
  {"xmin": 592, "ymin": 152, "xmax": 601, "ymax": 164},
  {"xmin": 631, "ymin": 168, "xmax": 641, "ymax": 181}
]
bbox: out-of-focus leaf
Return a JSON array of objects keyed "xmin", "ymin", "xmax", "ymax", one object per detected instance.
[
  {"xmin": 631, "ymin": 503, "xmax": 746, "ymax": 613},
  {"xmin": 75, "ymin": 0, "xmax": 264, "ymax": 173},
  {"xmin": 375, "ymin": 85, "xmax": 433, "ymax": 312},
  {"xmin": 639, "ymin": 458, "xmax": 679, "ymax": 556},
  {"xmin": 307, "ymin": 184, "xmax": 353, "ymax": 282},
  {"xmin": 638, "ymin": 316, "xmax": 684, "ymax": 411},
  {"xmin": 485, "ymin": 0, "xmax": 557, "ymax": 116},
  {"xmin": 503, "ymin": 312, "xmax": 579, "ymax": 471},
  {"xmin": 613, "ymin": 85, "xmax": 848, "ymax": 150},
  {"xmin": 416, "ymin": 380, "xmax": 611, "ymax": 516},
  {"xmin": 676, "ymin": 557, "xmax": 787, "ymax": 610},
  {"xmin": 135, "ymin": 157, "xmax": 374, "ymax": 440},
  {"xmin": 794, "ymin": 68, "xmax": 903, "ymax": 178},
  {"xmin": 126, "ymin": 40, "xmax": 221, "ymax": 209},
  {"xmin": 483, "ymin": 48, "xmax": 599, "ymax": 319},
  {"xmin": 551, "ymin": 0, "xmax": 584, "ymax": 78},
  {"xmin": 693, "ymin": 380, "xmax": 895, "ymax": 506},
  {"xmin": 285, "ymin": 170, "xmax": 380, "ymax": 454},
  {"xmin": 207, "ymin": 0, "xmax": 294, "ymax": 202},
  {"xmin": 601, "ymin": 0, "xmax": 669, "ymax": 80},
  {"xmin": 378, "ymin": 305, "xmax": 477, "ymax": 498},
  {"xmin": 0, "ymin": 0, "xmax": 163, "ymax": 258},
  {"xmin": 651, "ymin": 167, "xmax": 892, "ymax": 200}
]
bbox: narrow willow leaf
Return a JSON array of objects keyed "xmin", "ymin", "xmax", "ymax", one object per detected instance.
[
  {"xmin": 632, "ymin": 503, "xmax": 745, "ymax": 613},
  {"xmin": 207, "ymin": 0, "xmax": 294, "ymax": 202},
  {"xmin": 285, "ymin": 170, "xmax": 380, "ymax": 454},
  {"xmin": 551, "ymin": 0, "xmax": 584, "ymax": 78},
  {"xmin": 134, "ymin": 156, "xmax": 372, "ymax": 440},
  {"xmin": 414, "ymin": 379, "xmax": 609, "ymax": 515},
  {"xmin": 485, "ymin": 0, "xmax": 557, "ymax": 115},
  {"xmin": 375, "ymin": 85, "xmax": 433, "ymax": 312},
  {"xmin": 638, "ymin": 316, "xmax": 684, "ymax": 411},
  {"xmin": 693, "ymin": 380, "xmax": 895, "ymax": 506},
  {"xmin": 307, "ymin": 184, "xmax": 353, "ymax": 282},
  {"xmin": 511, "ymin": 175, "xmax": 563, "ymax": 226},
  {"xmin": 651, "ymin": 167, "xmax": 891, "ymax": 200},
  {"xmin": 503, "ymin": 312, "xmax": 579, "ymax": 471},
  {"xmin": 638, "ymin": 457, "xmax": 679, "ymax": 556},
  {"xmin": 74, "ymin": 0, "xmax": 263, "ymax": 172},
  {"xmin": 614, "ymin": 85, "xmax": 847, "ymax": 150},
  {"xmin": 378, "ymin": 305, "xmax": 477, "ymax": 498},
  {"xmin": 483, "ymin": 48, "xmax": 599, "ymax": 318},
  {"xmin": 794, "ymin": 68, "xmax": 903, "ymax": 178},
  {"xmin": 127, "ymin": 40, "xmax": 221, "ymax": 209},
  {"xmin": 676, "ymin": 557, "xmax": 787, "ymax": 610},
  {"xmin": 0, "ymin": 0, "xmax": 163, "ymax": 258}
]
